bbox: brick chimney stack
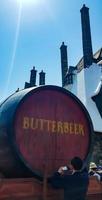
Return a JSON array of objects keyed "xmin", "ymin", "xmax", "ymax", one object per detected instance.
[
  {"xmin": 80, "ymin": 4, "xmax": 93, "ymax": 67},
  {"xmin": 39, "ymin": 70, "xmax": 45, "ymax": 85},
  {"xmin": 30, "ymin": 66, "xmax": 37, "ymax": 87},
  {"xmin": 60, "ymin": 42, "xmax": 68, "ymax": 87}
]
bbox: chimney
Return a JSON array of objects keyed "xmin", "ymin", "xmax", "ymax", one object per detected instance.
[
  {"xmin": 39, "ymin": 70, "xmax": 45, "ymax": 85},
  {"xmin": 24, "ymin": 82, "xmax": 30, "ymax": 89},
  {"xmin": 30, "ymin": 66, "xmax": 37, "ymax": 87},
  {"xmin": 80, "ymin": 4, "xmax": 93, "ymax": 67},
  {"xmin": 60, "ymin": 42, "xmax": 68, "ymax": 87}
]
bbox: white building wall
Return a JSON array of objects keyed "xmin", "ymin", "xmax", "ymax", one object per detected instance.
[
  {"xmin": 65, "ymin": 63, "xmax": 102, "ymax": 133},
  {"xmin": 77, "ymin": 63, "xmax": 102, "ymax": 132},
  {"xmin": 77, "ymin": 68, "xmax": 86, "ymax": 105},
  {"xmin": 84, "ymin": 63, "xmax": 101, "ymax": 97},
  {"xmin": 86, "ymin": 98, "xmax": 102, "ymax": 132}
]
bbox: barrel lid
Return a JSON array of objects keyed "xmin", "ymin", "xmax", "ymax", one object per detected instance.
[{"xmin": 13, "ymin": 85, "xmax": 93, "ymax": 178}]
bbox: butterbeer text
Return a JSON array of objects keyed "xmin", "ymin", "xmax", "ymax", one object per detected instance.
[{"xmin": 23, "ymin": 117, "xmax": 85, "ymax": 136}]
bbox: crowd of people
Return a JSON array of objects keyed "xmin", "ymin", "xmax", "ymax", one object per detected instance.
[
  {"xmin": 49, "ymin": 157, "xmax": 102, "ymax": 200},
  {"xmin": 0, "ymin": 155, "xmax": 102, "ymax": 200},
  {"xmin": 50, "ymin": 157, "xmax": 89, "ymax": 200},
  {"xmin": 89, "ymin": 161, "xmax": 102, "ymax": 181}
]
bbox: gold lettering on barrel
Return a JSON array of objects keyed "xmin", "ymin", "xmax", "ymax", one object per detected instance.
[
  {"xmin": 39, "ymin": 119, "xmax": 44, "ymax": 130},
  {"xmin": 64, "ymin": 122, "xmax": 69, "ymax": 133},
  {"xmin": 74, "ymin": 123, "xmax": 79, "ymax": 134},
  {"xmin": 31, "ymin": 118, "xmax": 38, "ymax": 130},
  {"xmin": 79, "ymin": 125, "xmax": 84, "ymax": 136},
  {"xmin": 22, "ymin": 117, "xmax": 85, "ymax": 136},
  {"xmin": 69, "ymin": 123, "xmax": 74, "ymax": 134},
  {"xmin": 52, "ymin": 121, "xmax": 57, "ymax": 132},
  {"xmin": 57, "ymin": 121, "xmax": 63, "ymax": 134},
  {"xmin": 23, "ymin": 117, "xmax": 29, "ymax": 129}
]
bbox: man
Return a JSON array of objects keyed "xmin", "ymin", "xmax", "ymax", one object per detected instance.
[
  {"xmin": 89, "ymin": 162, "xmax": 102, "ymax": 181},
  {"xmin": 50, "ymin": 157, "xmax": 89, "ymax": 200}
]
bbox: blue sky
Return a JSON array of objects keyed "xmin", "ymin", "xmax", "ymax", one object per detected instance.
[{"xmin": 0, "ymin": 0, "xmax": 102, "ymax": 101}]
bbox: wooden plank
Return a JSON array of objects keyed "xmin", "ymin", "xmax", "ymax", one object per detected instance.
[
  {"xmin": 88, "ymin": 177, "xmax": 102, "ymax": 194},
  {"xmin": 0, "ymin": 177, "xmax": 101, "ymax": 200}
]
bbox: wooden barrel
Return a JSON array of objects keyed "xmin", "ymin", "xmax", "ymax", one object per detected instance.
[{"xmin": 0, "ymin": 85, "xmax": 93, "ymax": 179}]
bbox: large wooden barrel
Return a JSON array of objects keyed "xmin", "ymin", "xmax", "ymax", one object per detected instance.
[{"xmin": 0, "ymin": 85, "xmax": 93, "ymax": 179}]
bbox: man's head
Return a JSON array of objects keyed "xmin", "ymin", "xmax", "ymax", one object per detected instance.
[
  {"xmin": 70, "ymin": 157, "xmax": 83, "ymax": 171},
  {"xmin": 89, "ymin": 162, "xmax": 97, "ymax": 171}
]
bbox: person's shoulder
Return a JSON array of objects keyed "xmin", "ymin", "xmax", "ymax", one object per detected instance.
[
  {"xmin": 81, "ymin": 170, "xmax": 89, "ymax": 177},
  {"xmin": 79, "ymin": 170, "xmax": 89, "ymax": 182}
]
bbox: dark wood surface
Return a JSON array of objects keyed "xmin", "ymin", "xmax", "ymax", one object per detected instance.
[{"xmin": 0, "ymin": 177, "xmax": 101, "ymax": 200}]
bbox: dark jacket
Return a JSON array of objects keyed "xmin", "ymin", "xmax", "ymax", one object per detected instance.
[{"xmin": 50, "ymin": 170, "xmax": 89, "ymax": 200}]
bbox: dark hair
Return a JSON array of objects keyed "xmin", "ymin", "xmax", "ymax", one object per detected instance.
[{"xmin": 71, "ymin": 157, "xmax": 83, "ymax": 170}]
